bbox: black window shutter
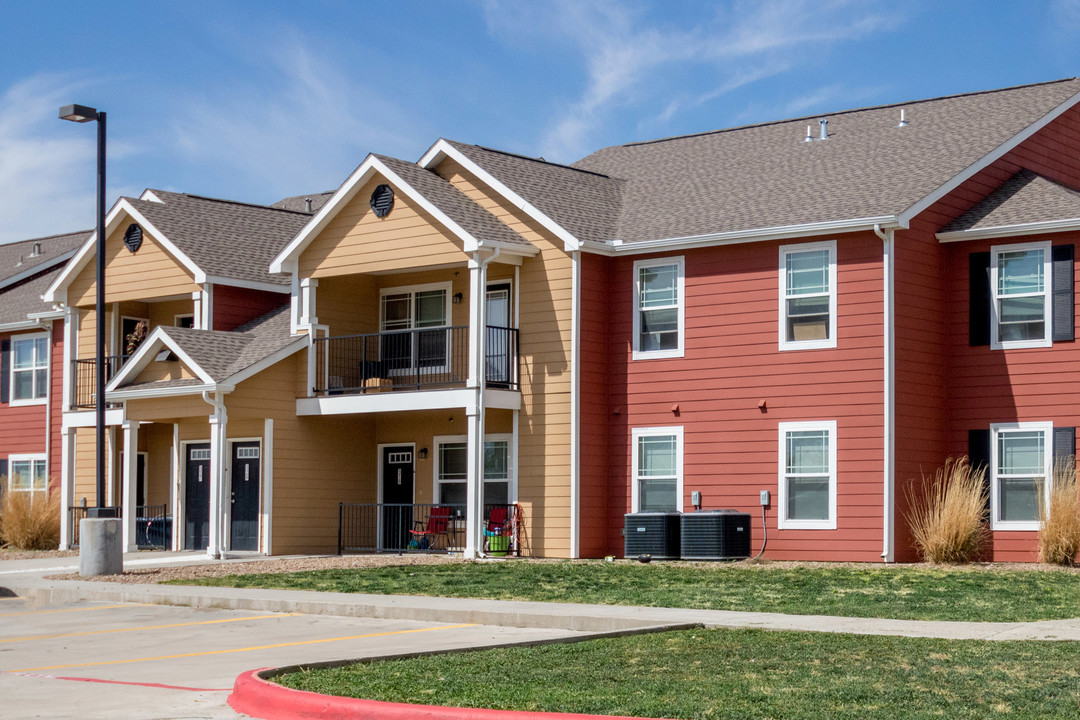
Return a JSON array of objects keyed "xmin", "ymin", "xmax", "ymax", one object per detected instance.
[
  {"xmin": 0, "ymin": 459, "xmax": 7, "ymax": 480},
  {"xmin": 969, "ymin": 252, "xmax": 991, "ymax": 346},
  {"xmin": 0, "ymin": 339, "xmax": 9, "ymax": 404},
  {"xmin": 1053, "ymin": 426, "xmax": 1076, "ymax": 464},
  {"xmin": 1052, "ymin": 245, "xmax": 1074, "ymax": 342},
  {"xmin": 969, "ymin": 429, "xmax": 991, "ymax": 510}
]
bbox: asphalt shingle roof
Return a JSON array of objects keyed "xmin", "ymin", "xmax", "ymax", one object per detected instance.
[
  {"xmin": 941, "ymin": 170, "xmax": 1080, "ymax": 233},
  {"xmin": 442, "ymin": 141, "xmax": 625, "ymax": 245},
  {"xmin": 0, "ymin": 230, "xmax": 88, "ymax": 284},
  {"xmin": 271, "ymin": 191, "xmax": 335, "ymax": 214},
  {"xmin": 560, "ymin": 78, "xmax": 1080, "ymax": 243},
  {"xmin": 128, "ymin": 192, "xmax": 310, "ymax": 286},
  {"xmin": 374, "ymin": 154, "xmax": 534, "ymax": 249},
  {"xmin": 0, "ymin": 267, "xmax": 64, "ymax": 325}
]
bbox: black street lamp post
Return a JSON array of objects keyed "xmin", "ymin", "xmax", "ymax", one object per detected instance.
[{"xmin": 59, "ymin": 104, "xmax": 115, "ymax": 518}]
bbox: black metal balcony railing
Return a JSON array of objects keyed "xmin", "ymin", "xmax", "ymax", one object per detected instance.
[
  {"xmin": 337, "ymin": 502, "xmax": 521, "ymax": 555},
  {"xmin": 70, "ymin": 355, "xmax": 128, "ymax": 410},
  {"xmin": 312, "ymin": 325, "xmax": 519, "ymax": 395}
]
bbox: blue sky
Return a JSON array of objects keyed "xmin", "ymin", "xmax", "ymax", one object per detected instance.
[{"xmin": 3, "ymin": 0, "xmax": 1080, "ymax": 244}]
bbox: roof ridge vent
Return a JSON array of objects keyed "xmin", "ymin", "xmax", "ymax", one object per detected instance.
[
  {"xmin": 897, "ymin": 108, "xmax": 908, "ymax": 128},
  {"xmin": 818, "ymin": 118, "xmax": 828, "ymax": 140}
]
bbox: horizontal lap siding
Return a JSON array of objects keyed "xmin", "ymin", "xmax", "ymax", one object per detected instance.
[
  {"xmin": 212, "ymin": 285, "xmax": 288, "ymax": 331},
  {"xmin": 608, "ymin": 235, "xmax": 885, "ymax": 562},
  {"xmin": 579, "ymin": 252, "xmax": 610, "ymax": 557},
  {"xmin": 436, "ymin": 159, "xmax": 574, "ymax": 558}
]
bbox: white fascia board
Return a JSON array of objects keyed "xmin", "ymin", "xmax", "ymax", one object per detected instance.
[
  {"xmin": 604, "ymin": 216, "xmax": 900, "ymax": 256},
  {"xmin": 62, "ymin": 408, "xmax": 126, "ymax": 430},
  {"xmin": 419, "ymin": 139, "xmax": 584, "ymax": 251},
  {"xmin": 477, "ymin": 240, "xmax": 538, "ymax": 258},
  {"xmin": 221, "ymin": 337, "xmax": 307, "ymax": 387},
  {"xmin": 26, "ymin": 310, "xmax": 64, "ymax": 321},
  {"xmin": 900, "ymin": 89, "xmax": 1080, "ymax": 226},
  {"xmin": 0, "ymin": 319, "xmax": 48, "ymax": 332},
  {"xmin": 203, "ymin": 276, "xmax": 292, "ymax": 294},
  {"xmin": 298, "ymin": 388, "xmax": 480, "ymax": 415},
  {"xmin": 0, "ymin": 250, "xmax": 79, "ymax": 294},
  {"xmin": 43, "ymin": 198, "xmax": 207, "ymax": 302},
  {"xmin": 108, "ymin": 383, "xmax": 219, "ymax": 401},
  {"xmin": 937, "ymin": 217, "xmax": 1080, "ymax": 243}
]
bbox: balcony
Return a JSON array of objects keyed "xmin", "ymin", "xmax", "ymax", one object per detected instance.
[
  {"xmin": 311, "ymin": 325, "xmax": 519, "ymax": 395},
  {"xmin": 70, "ymin": 355, "xmax": 128, "ymax": 410}
]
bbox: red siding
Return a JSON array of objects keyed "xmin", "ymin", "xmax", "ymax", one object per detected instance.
[
  {"xmin": 212, "ymin": 284, "xmax": 289, "ymax": 331},
  {"xmin": 602, "ymin": 234, "xmax": 886, "ymax": 562},
  {"xmin": 578, "ymin": 252, "xmax": 611, "ymax": 557}
]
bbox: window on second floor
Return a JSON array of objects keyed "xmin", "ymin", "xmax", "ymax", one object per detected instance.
[
  {"xmin": 379, "ymin": 282, "xmax": 452, "ymax": 373},
  {"xmin": 633, "ymin": 257, "xmax": 684, "ymax": 360},
  {"xmin": 10, "ymin": 333, "xmax": 48, "ymax": 405},
  {"xmin": 779, "ymin": 241, "xmax": 837, "ymax": 351},
  {"xmin": 991, "ymin": 242, "xmax": 1052, "ymax": 350}
]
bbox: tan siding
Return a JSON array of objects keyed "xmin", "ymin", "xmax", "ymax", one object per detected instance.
[
  {"xmin": 69, "ymin": 213, "xmax": 199, "ymax": 306},
  {"xmin": 300, "ymin": 177, "xmax": 468, "ymax": 278},
  {"xmin": 144, "ymin": 424, "xmax": 173, "ymax": 509},
  {"xmin": 149, "ymin": 299, "xmax": 196, "ymax": 329},
  {"xmin": 129, "ymin": 359, "xmax": 196, "ymax": 385},
  {"xmin": 126, "ymin": 395, "xmax": 212, "ymax": 422}
]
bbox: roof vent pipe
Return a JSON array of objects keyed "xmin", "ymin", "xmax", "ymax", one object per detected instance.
[
  {"xmin": 803, "ymin": 125, "xmax": 813, "ymax": 143},
  {"xmin": 818, "ymin": 118, "xmax": 828, "ymax": 140},
  {"xmin": 304, "ymin": 198, "xmax": 312, "ymax": 212},
  {"xmin": 897, "ymin": 109, "xmax": 908, "ymax": 128},
  {"xmin": 15, "ymin": 255, "xmax": 22, "ymax": 267},
  {"xmin": 30, "ymin": 242, "xmax": 42, "ymax": 257}
]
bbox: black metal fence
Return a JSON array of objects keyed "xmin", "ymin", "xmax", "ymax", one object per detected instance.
[
  {"xmin": 70, "ymin": 355, "xmax": 128, "ymax": 409},
  {"xmin": 338, "ymin": 502, "xmax": 521, "ymax": 556},
  {"xmin": 313, "ymin": 326, "xmax": 518, "ymax": 395},
  {"xmin": 68, "ymin": 504, "xmax": 171, "ymax": 550}
]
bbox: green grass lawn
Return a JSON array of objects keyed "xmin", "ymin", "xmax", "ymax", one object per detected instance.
[
  {"xmin": 278, "ymin": 627, "xmax": 1080, "ymax": 719},
  {"xmin": 175, "ymin": 561, "xmax": 1080, "ymax": 622}
]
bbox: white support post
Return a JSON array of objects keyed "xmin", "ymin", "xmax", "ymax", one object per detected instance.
[
  {"xmin": 62, "ymin": 306, "xmax": 76, "ymax": 410},
  {"xmin": 300, "ymin": 278, "xmax": 318, "ymax": 327},
  {"xmin": 262, "ymin": 417, "xmax": 274, "ymax": 555},
  {"xmin": 192, "ymin": 291, "xmax": 203, "ymax": 330},
  {"xmin": 59, "ymin": 427, "xmax": 76, "ymax": 549},
  {"xmin": 207, "ymin": 401, "xmax": 228, "ymax": 559},
  {"xmin": 464, "ymin": 253, "xmax": 490, "ymax": 558},
  {"xmin": 121, "ymin": 420, "xmax": 139, "ymax": 552},
  {"xmin": 171, "ymin": 423, "xmax": 181, "ymax": 551}
]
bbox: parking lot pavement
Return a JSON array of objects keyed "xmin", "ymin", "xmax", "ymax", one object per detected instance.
[{"xmin": 0, "ymin": 597, "xmax": 590, "ymax": 720}]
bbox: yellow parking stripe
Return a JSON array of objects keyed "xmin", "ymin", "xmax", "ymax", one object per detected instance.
[
  {"xmin": 12, "ymin": 624, "xmax": 479, "ymax": 672},
  {"xmin": 0, "ymin": 604, "xmax": 154, "ymax": 618},
  {"xmin": 0, "ymin": 613, "xmax": 302, "ymax": 644}
]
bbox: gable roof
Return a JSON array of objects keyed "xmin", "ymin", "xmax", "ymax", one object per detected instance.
[
  {"xmin": 108, "ymin": 304, "xmax": 302, "ymax": 395},
  {"xmin": 0, "ymin": 266, "xmax": 66, "ymax": 327},
  {"xmin": 938, "ymin": 170, "xmax": 1080, "ymax": 240},
  {"xmin": 271, "ymin": 153, "xmax": 536, "ymax": 274},
  {"xmin": 560, "ymin": 78, "xmax": 1080, "ymax": 247},
  {"xmin": 271, "ymin": 191, "xmax": 335, "ymax": 214},
  {"xmin": 0, "ymin": 230, "xmax": 88, "ymax": 329}
]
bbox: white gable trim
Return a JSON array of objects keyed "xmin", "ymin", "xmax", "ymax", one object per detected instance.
[
  {"xmin": 937, "ymin": 217, "xmax": 1080, "ymax": 242},
  {"xmin": 0, "ymin": 250, "xmax": 79, "ymax": 294},
  {"xmin": 203, "ymin": 276, "xmax": 292, "ymax": 294},
  {"xmin": 899, "ymin": 88, "xmax": 1080, "ymax": 225},
  {"xmin": 43, "ymin": 198, "xmax": 207, "ymax": 303},
  {"xmin": 106, "ymin": 327, "xmax": 216, "ymax": 391},
  {"xmin": 419, "ymin": 139, "xmax": 583, "ymax": 251},
  {"xmin": 270, "ymin": 154, "xmax": 498, "ymax": 274},
  {"xmin": 222, "ymin": 337, "xmax": 306, "ymax": 387}
]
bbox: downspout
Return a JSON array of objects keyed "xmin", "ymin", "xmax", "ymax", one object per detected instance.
[
  {"xmin": 874, "ymin": 223, "xmax": 896, "ymax": 563},
  {"xmin": 472, "ymin": 247, "xmax": 499, "ymax": 557}
]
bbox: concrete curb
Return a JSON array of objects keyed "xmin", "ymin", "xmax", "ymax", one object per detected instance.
[{"xmin": 229, "ymin": 669, "xmax": 657, "ymax": 720}]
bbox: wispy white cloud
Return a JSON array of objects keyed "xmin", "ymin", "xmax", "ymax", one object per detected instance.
[{"xmin": 483, "ymin": 0, "xmax": 902, "ymax": 161}]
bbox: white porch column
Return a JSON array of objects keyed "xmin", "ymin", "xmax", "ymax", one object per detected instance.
[
  {"xmin": 59, "ymin": 427, "xmax": 76, "ymax": 549},
  {"xmin": 121, "ymin": 420, "xmax": 139, "ymax": 552},
  {"xmin": 207, "ymin": 401, "xmax": 228, "ymax": 559},
  {"xmin": 464, "ymin": 253, "xmax": 490, "ymax": 558},
  {"xmin": 171, "ymin": 423, "xmax": 181, "ymax": 551}
]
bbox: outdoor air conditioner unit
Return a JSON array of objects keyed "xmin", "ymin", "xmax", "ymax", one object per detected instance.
[
  {"xmin": 680, "ymin": 509, "xmax": 751, "ymax": 560},
  {"xmin": 623, "ymin": 512, "xmax": 681, "ymax": 560}
]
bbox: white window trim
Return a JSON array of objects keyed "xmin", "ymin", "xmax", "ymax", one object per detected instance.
[
  {"xmin": 778, "ymin": 420, "xmax": 838, "ymax": 530},
  {"xmin": 990, "ymin": 421, "xmax": 1053, "ymax": 531},
  {"xmin": 8, "ymin": 331, "xmax": 49, "ymax": 407},
  {"xmin": 632, "ymin": 257, "xmax": 685, "ymax": 360},
  {"xmin": 8, "ymin": 453, "xmax": 47, "ymax": 493},
  {"xmin": 779, "ymin": 240, "xmax": 838, "ymax": 351},
  {"xmin": 432, "ymin": 433, "xmax": 516, "ymax": 506},
  {"xmin": 630, "ymin": 426, "xmax": 684, "ymax": 512},
  {"xmin": 174, "ymin": 314, "xmax": 195, "ymax": 328},
  {"xmin": 379, "ymin": 281, "xmax": 453, "ymax": 376},
  {"xmin": 990, "ymin": 240, "xmax": 1052, "ymax": 351}
]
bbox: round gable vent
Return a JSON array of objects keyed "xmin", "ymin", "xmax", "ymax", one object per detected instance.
[
  {"xmin": 123, "ymin": 223, "xmax": 143, "ymax": 253},
  {"xmin": 370, "ymin": 184, "xmax": 394, "ymax": 218}
]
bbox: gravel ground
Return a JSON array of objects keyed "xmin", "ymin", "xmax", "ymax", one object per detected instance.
[{"xmin": 0, "ymin": 548, "xmax": 79, "ymax": 561}]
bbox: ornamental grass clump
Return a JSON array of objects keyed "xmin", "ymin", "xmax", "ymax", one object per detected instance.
[
  {"xmin": 907, "ymin": 457, "xmax": 988, "ymax": 563},
  {"xmin": 1039, "ymin": 457, "xmax": 1080, "ymax": 566},
  {"xmin": 0, "ymin": 487, "xmax": 60, "ymax": 550}
]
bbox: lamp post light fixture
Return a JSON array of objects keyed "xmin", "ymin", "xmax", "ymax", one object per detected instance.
[{"xmin": 59, "ymin": 104, "xmax": 115, "ymax": 519}]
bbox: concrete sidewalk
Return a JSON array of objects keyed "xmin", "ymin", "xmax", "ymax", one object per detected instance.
[{"xmin": 4, "ymin": 555, "xmax": 1079, "ymax": 642}]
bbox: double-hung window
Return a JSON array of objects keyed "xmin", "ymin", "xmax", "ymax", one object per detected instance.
[
  {"xmin": 631, "ymin": 427, "xmax": 683, "ymax": 512},
  {"xmin": 779, "ymin": 241, "xmax": 837, "ymax": 350},
  {"xmin": 633, "ymin": 257, "xmax": 684, "ymax": 359},
  {"xmin": 434, "ymin": 435, "xmax": 513, "ymax": 508},
  {"xmin": 778, "ymin": 421, "xmax": 837, "ymax": 529},
  {"xmin": 990, "ymin": 422, "xmax": 1052, "ymax": 531},
  {"xmin": 379, "ymin": 282, "xmax": 452, "ymax": 375},
  {"xmin": 8, "ymin": 454, "xmax": 46, "ymax": 493},
  {"xmin": 991, "ymin": 241, "xmax": 1052, "ymax": 349},
  {"xmin": 11, "ymin": 333, "xmax": 48, "ymax": 404}
]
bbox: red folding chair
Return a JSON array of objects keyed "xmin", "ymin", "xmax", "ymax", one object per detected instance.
[{"xmin": 410, "ymin": 506, "xmax": 452, "ymax": 550}]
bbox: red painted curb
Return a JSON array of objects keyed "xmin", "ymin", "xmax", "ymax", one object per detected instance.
[{"xmin": 228, "ymin": 669, "xmax": 659, "ymax": 720}]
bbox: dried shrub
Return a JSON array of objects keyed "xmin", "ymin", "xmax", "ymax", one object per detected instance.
[
  {"xmin": 906, "ymin": 457, "xmax": 989, "ymax": 563},
  {"xmin": 1039, "ymin": 457, "xmax": 1080, "ymax": 566},
  {"xmin": 0, "ymin": 489, "xmax": 60, "ymax": 550}
]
